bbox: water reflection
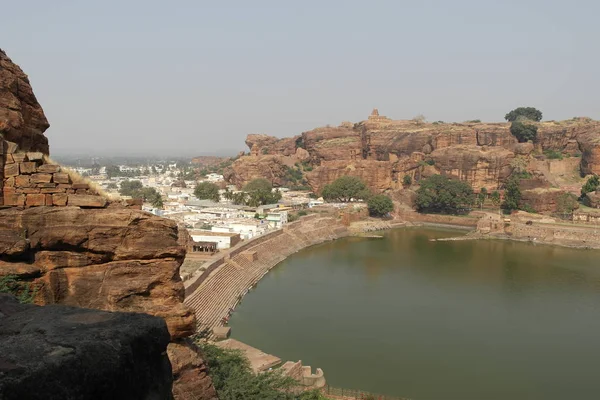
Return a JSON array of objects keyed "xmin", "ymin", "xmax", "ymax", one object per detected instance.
[{"xmin": 230, "ymin": 228, "xmax": 600, "ymax": 400}]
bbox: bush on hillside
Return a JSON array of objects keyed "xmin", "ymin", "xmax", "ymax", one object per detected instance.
[
  {"xmin": 414, "ymin": 175, "xmax": 474, "ymax": 214},
  {"xmin": 367, "ymin": 194, "xmax": 394, "ymax": 217},
  {"xmin": 510, "ymin": 121, "xmax": 538, "ymax": 143},
  {"xmin": 580, "ymin": 175, "xmax": 599, "ymax": 198},
  {"xmin": 196, "ymin": 341, "xmax": 325, "ymax": 400},
  {"xmin": 502, "ymin": 176, "xmax": 521, "ymax": 211}
]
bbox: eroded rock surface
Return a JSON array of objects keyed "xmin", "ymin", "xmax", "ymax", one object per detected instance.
[
  {"xmin": 0, "ymin": 49, "xmax": 49, "ymax": 153},
  {"xmin": 226, "ymin": 114, "xmax": 600, "ymax": 198},
  {"xmin": 0, "ymin": 294, "xmax": 173, "ymax": 400}
]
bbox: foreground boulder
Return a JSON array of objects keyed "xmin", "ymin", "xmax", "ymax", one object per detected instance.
[{"xmin": 0, "ymin": 294, "xmax": 173, "ymax": 400}]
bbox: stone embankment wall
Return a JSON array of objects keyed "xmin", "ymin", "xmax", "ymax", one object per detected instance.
[
  {"xmin": 184, "ymin": 214, "xmax": 349, "ymax": 337},
  {"xmin": 1, "ymin": 139, "xmax": 110, "ymax": 208},
  {"xmin": 477, "ymin": 212, "xmax": 600, "ymax": 248},
  {"xmin": 398, "ymin": 210, "xmax": 481, "ymax": 228}
]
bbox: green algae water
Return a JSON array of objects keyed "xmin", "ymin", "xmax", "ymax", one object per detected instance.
[{"xmin": 228, "ymin": 228, "xmax": 600, "ymax": 400}]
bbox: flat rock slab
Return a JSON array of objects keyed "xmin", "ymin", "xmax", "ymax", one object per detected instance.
[
  {"xmin": 0, "ymin": 294, "xmax": 173, "ymax": 400},
  {"xmin": 215, "ymin": 338, "xmax": 281, "ymax": 373}
]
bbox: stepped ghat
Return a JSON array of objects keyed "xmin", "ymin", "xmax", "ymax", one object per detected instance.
[{"xmin": 184, "ymin": 214, "xmax": 349, "ymax": 338}]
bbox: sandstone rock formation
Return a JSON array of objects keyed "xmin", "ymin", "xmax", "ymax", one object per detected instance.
[
  {"xmin": 0, "ymin": 49, "xmax": 49, "ymax": 153},
  {"xmin": 226, "ymin": 113, "xmax": 600, "ymax": 213},
  {"xmin": 0, "ymin": 294, "xmax": 173, "ymax": 400},
  {"xmin": 0, "ymin": 207, "xmax": 193, "ymax": 338},
  {"xmin": 0, "ymin": 49, "xmax": 217, "ymax": 399}
]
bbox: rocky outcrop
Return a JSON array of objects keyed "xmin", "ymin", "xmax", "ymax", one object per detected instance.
[
  {"xmin": 0, "ymin": 49, "xmax": 49, "ymax": 154},
  {"xmin": 223, "ymin": 154, "xmax": 291, "ymax": 188},
  {"xmin": 0, "ymin": 49, "xmax": 217, "ymax": 400},
  {"xmin": 226, "ymin": 112, "xmax": 600, "ymax": 194},
  {"xmin": 0, "ymin": 294, "xmax": 173, "ymax": 400},
  {"xmin": 0, "ymin": 206, "xmax": 194, "ymax": 340}
]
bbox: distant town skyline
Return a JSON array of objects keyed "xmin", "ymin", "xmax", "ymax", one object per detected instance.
[{"xmin": 3, "ymin": 0, "xmax": 599, "ymax": 156}]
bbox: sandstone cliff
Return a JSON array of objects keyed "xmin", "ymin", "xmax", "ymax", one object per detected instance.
[
  {"xmin": 0, "ymin": 49, "xmax": 49, "ymax": 153},
  {"xmin": 226, "ymin": 110, "xmax": 600, "ymax": 201},
  {"xmin": 0, "ymin": 50, "xmax": 217, "ymax": 399}
]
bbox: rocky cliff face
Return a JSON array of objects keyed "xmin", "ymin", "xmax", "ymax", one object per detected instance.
[
  {"xmin": 0, "ymin": 294, "xmax": 173, "ymax": 400},
  {"xmin": 0, "ymin": 49, "xmax": 49, "ymax": 154},
  {"xmin": 226, "ymin": 111, "xmax": 600, "ymax": 197},
  {"xmin": 0, "ymin": 50, "xmax": 217, "ymax": 400}
]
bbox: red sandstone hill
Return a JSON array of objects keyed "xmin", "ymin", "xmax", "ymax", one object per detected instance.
[{"xmin": 225, "ymin": 110, "xmax": 600, "ymax": 211}]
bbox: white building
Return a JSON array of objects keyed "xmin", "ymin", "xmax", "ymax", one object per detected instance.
[{"xmin": 189, "ymin": 230, "xmax": 241, "ymax": 249}]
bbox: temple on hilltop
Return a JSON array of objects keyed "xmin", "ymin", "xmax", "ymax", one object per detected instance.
[{"xmin": 368, "ymin": 108, "xmax": 390, "ymax": 121}]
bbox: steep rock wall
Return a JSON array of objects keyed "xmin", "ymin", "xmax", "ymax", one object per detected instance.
[
  {"xmin": 0, "ymin": 49, "xmax": 49, "ymax": 153},
  {"xmin": 226, "ymin": 112, "xmax": 600, "ymax": 193}
]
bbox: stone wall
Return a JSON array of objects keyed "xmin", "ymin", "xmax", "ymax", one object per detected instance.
[{"xmin": 1, "ymin": 139, "xmax": 107, "ymax": 208}]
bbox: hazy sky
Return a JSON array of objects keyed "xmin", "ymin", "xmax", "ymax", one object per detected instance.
[{"xmin": 2, "ymin": 1, "xmax": 599, "ymax": 156}]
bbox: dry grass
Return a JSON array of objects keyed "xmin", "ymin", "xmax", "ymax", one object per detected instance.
[{"xmin": 44, "ymin": 155, "xmax": 110, "ymax": 198}]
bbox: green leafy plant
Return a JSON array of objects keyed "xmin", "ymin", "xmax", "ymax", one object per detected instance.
[
  {"xmin": 196, "ymin": 340, "xmax": 326, "ymax": 399},
  {"xmin": 502, "ymin": 176, "xmax": 521, "ymax": 211},
  {"xmin": 510, "ymin": 121, "xmax": 538, "ymax": 143},
  {"xmin": 322, "ymin": 176, "xmax": 371, "ymax": 202},
  {"xmin": 367, "ymin": 194, "xmax": 394, "ymax": 217},
  {"xmin": 0, "ymin": 275, "xmax": 36, "ymax": 303},
  {"xmin": 414, "ymin": 175, "xmax": 474, "ymax": 214},
  {"xmin": 194, "ymin": 182, "xmax": 221, "ymax": 202},
  {"xmin": 504, "ymin": 107, "xmax": 543, "ymax": 122},
  {"xmin": 543, "ymin": 149, "xmax": 563, "ymax": 160},
  {"xmin": 402, "ymin": 174, "xmax": 412, "ymax": 186}
]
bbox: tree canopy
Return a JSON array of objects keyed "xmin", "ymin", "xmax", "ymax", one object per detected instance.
[
  {"xmin": 119, "ymin": 180, "xmax": 163, "ymax": 208},
  {"xmin": 322, "ymin": 176, "xmax": 370, "ymax": 202},
  {"xmin": 194, "ymin": 181, "xmax": 221, "ymax": 202},
  {"xmin": 414, "ymin": 175, "xmax": 474, "ymax": 214},
  {"xmin": 367, "ymin": 194, "xmax": 394, "ymax": 217},
  {"xmin": 243, "ymin": 178, "xmax": 282, "ymax": 206},
  {"xmin": 119, "ymin": 180, "xmax": 143, "ymax": 197},
  {"xmin": 581, "ymin": 175, "xmax": 599, "ymax": 197},
  {"xmin": 510, "ymin": 121, "xmax": 538, "ymax": 143},
  {"xmin": 502, "ymin": 176, "xmax": 521, "ymax": 211},
  {"xmin": 504, "ymin": 107, "xmax": 543, "ymax": 122}
]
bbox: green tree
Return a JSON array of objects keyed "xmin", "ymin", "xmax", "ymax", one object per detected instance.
[
  {"xmin": 490, "ymin": 190, "xmax": 501, "ymax": 208},
  {"xmin": 119, "ymin": 180, "xmax": 144, "ymax": 197},
  {"xmin": 402, "ymin": 174, "xmax": 412, "ymax": 187},
  {"xmin": 367, "ymin": 194, "xmax": 394, "ymax": 217},
  {"xmin": 504, "ymin": 107, "xmax": 543, "ymax": 122},
  {"xmin": 232, "ymin": 191, "xmax": 248, "ymax": 205},
  {"xmin": 556, "ymin": 192, "xmax": 579, "ymax": 219},
  {"xmin": 414, "ymin": 175, "xmax": 475, "ymax": 214},
  {"xmin": 476, "ymin": 187, "xmax": 487, "ymax": 209},
  {"xmin": 321, "ymin": 176, "xmax": 370, "ymax": 202},
  {"xmin": 244, "ymin": 178, "xmax": 282, "ymax": 206},
  {"xmin": 194, "ymin": 182, "xmax": 221, "ymax": 202},
  {"xmin": 580, "ymin": 175, "xmax": 599, "ymax": 198},
  {"xmin": 106, "ymin": 182, "xmax": 118, "ymax": 190},
  {"xmin": 139, "ymin": 187, "xmax": 163, "ymax": 208},
  {"xmin": 502, "ymin": 176, "xmax": 521, "ymax": 211},
  {"xmin": 510, "ymin": 121, "xmax": 538, "ymax": 143},
  {"xmin": 105, "ymin": 165, "xmax": 121, "ymax": 178}
]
